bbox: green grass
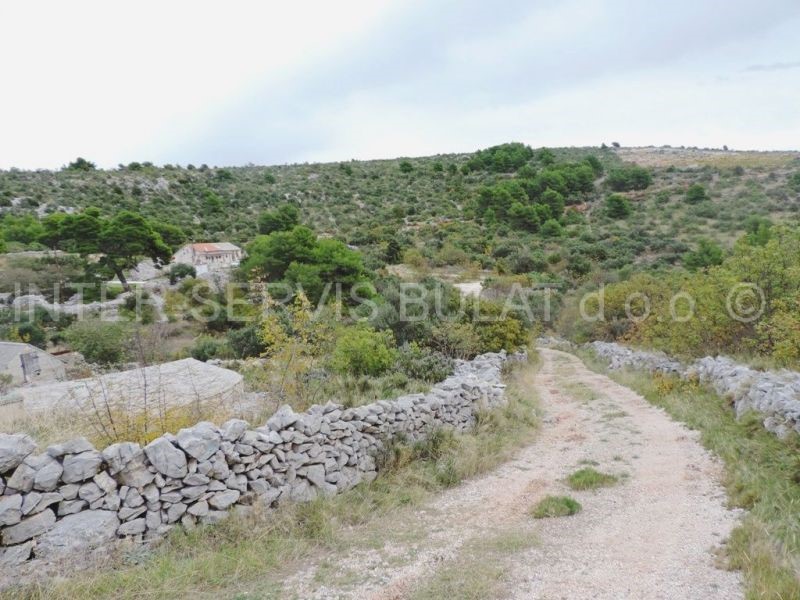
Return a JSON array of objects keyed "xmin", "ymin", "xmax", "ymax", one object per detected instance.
[
  {"xmin": 530, "ymin": 495, "xmax": 582, "ymax": 519},
  {"xmin": 577, "ymin": 348, "xmax": 800, "ymax": 600},
  {"xmin": 567, "ymin": 467, "xmax": 619, "ymax": 491},
  {"xmin": 11, "ymin": 355, "xmax": 541, "ymax": 600}
]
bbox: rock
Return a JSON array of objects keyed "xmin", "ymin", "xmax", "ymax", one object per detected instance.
[
  {"xmin": 58, "ymin": 499, "xmax": 87, "ymax": 516},
  {"xmin": 125, "ymin": 488, "xmax": 144, "ymax": 508},
  {"xmin": 1, "ymin": 508, "xmax": 56, "ymax": 545},
  {"xmin": 6, "ymin": 462, "xmax": 36, "ymax": 492},
  {"xmin": 144, "ymin": 437, "xmax": 188, "ymax": 479},
  {"xmin": 0, "ymin": 541, "xmax": 33, "ymax": 567},
  {"xmin": 78, "ymin": 482, "xmax": 104, "ymax": 503},
  {"xmin": 46, "ymin": 437, "xmax": 94, "ymax": 458},
  {"xmin": 221, "ymin": 419, "xmax": 249, "ymax": 442},
  {"xmin": 166, "ymin": 503, "xmax": 187, "ymax": 523},
  {"xmin": 93, "ymin": 471, "xmax": 118, "ymax": 494},
  {"xmin": 0, "ymin": 434, "xmax": 36, "ymax": 475},
  {"xmin": 183, "ymin": 473, "xmax": 210, "ymax": 486},
  {"xmin": 118, "ymin": 506, "xmax": 146, "ymax": 521},
  {"xmin": 208, "ymin": 490, "xmax": 240, "ymax": 510},
  {"xmin": 187, "ymin": 500, "xmax": 209, "ymax": 517},
  {"xmin": 145, "ymin": 510, "xmax": 161, "ymax": 531},
  {"xmin": 21, "ymin": 492, "xmax": 41, "ymax": 515},
  {"xmin": 117, "ymin": 518, "xmax": 146, "ymax": 536},
  {"xmin": 35, "ymin": 510, "xmax": 119, "ymax": 559},
  {"xmin": 176, "ymin": 422, "xmax": 221, "ymax": 462},
  {"xmin": 180, "ymin": 486, "xmax": 208, "ymax": 502},
  {"xmin": 32, "ymin": 492, "xmax": 62, "ymax": 514},
  {"xmin": 62, "ymin": 451, "xmax": 103, "ymax": 483},
  {"xmin": 0, "ymin": 494, "xmax": 23, "ymax": 526},
  {"xmin": 266, "ymin": 405, "xmax": 299, "ymax": 431},
  {"xmin": 102, "ymin": 442, "xmax": 144, "ymax": 476},
  {"xmin": 298, "ymin": 464, "xmax": 326, "ymax": 488},
  {"xmin": 33, "ymin": 456, "xmax": 63, "ymax": 492},
  {"xmin": 60, "ymin": 483, "xmax": 80, "ymax": 500}
]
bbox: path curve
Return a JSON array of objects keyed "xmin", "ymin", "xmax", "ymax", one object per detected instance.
[{"xmin": 287, "ymin": 348, "xmax": 743, "ymax": 599}]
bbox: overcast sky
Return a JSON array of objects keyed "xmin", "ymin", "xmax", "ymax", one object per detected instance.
[{"xmin": 2, "ymin": 0, "xmax": 799, "ymax": 169}]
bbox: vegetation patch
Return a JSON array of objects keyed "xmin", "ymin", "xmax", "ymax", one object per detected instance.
[
  {"xmin": 530, "ymin": 495, "xmax": 582, "ymax": 519},
  {"xmin": 567, "ymin": 467, "xmax": 619, "ymax": 490}
]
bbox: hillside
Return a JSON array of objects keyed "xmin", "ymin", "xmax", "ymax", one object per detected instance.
[{"xmin": 2, "ymin": 145, "xmax": 798, "ymax": 283}]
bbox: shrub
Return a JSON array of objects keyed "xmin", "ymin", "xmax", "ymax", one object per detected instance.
[
  {"xmin": 190, "ymin": 336, "xmax": 228, "ymax": 362},
  {"xmin": 64, "ymin": 320, "xmax": 132, "ymax": 365},
  {"xmin": 605, "ymin": 193, "xmax": 631, "ymax": 218},
  {"xmin": 395, "ymin": 342, "xmax": 454, "ymax": 382},
  {"xmin": 685, "ymin": 183, "xmax": 708, "ymax": 204},
  {"xmin": 606, "ymin": 165, "xmax": 652, "ymax": 191},
  {"xmin": 330, "ymin": 327, "xmax": 396, "ymax": 376},
  {"xmin": 169, "ymin": 263, "xmax": 196, "ymax": 285},
  {"xmin": 540, "ymin": 219, "xmax": 564, "ymax": 238}
]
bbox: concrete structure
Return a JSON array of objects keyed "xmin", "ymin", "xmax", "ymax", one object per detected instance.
[
  {"xmin": 2, "ymin": 359, "xmax": 244, "ymax": 415},
  {"xmin": 0, "ymin": 343, "xmax": 66, "ymax": 387},
  {"xmin": 172, "ymin": 243, "xmax": 243, "ymax": 275}
]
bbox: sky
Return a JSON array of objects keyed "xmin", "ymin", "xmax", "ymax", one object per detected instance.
[{"xmin": 1, "ymin": 0, "xmax": 799, "ymax": 169}]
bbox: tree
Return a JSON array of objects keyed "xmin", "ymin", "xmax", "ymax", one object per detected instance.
[
  {"xmin": 330, "ymin": 327, "xmax": 396, "ymax": 376},
  {"xmin": 605, "ymin": 193, "xmax": 631, "ymax": 219},
  {"xmin": 540, "ymin": 188, "xmax": 565, "ymax": 218},
  {"xmin": 683, "ymin": 239, "xmax": 723, "ymax": 271},
  {"xmin": 97, "ymin": 212, "xmax": 172, "ymax": 290},
  {"xmin": 151, "ymin": 222, "xmax": 186, "ymax": 251},
  {"xmin": 606, "ymin": 166, "xmax": 652, "ymax": 191},
  {"xmin": 399, "ymin": 160, "xmax": 414, "ymax": 173},
  {"xmin": 56, "ymin": 209, "xmax": 171, "ymax": 290},
  {"xmin": 65, "ymin": 157, "xmax": 96, "ymax": 171},
  {"xmin": 541, "ymin": 219, "xmax": 564, "ymax": 238},
  {"xmin": 685, "ymin": 183, "xmax": 707, "ymax": 204},
  {"xmin": 258, "ymin": 203, "xmax": 300, "ymax": 234}
]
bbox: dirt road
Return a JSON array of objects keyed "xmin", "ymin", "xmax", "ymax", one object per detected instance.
[{"xmin": 286, "ymin": 348, "xmax": 743, "ymax": 599}]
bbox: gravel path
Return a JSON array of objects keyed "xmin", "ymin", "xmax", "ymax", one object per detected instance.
[{"xmin": 286, "ymin": 348, "xmax": 743, "ymax": 599}]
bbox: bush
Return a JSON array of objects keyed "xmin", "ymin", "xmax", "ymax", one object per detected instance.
[
  {"xmin": 685, "ymin": 183, "xmax": 708, "ymax": 204},
  {"xmin": 169, "ymin": 263, "xmax": 196, "ymax": 285},
  {"xmin": 64, "ymin": 320, "xmax": 132, "ymax": 365},
  {"xmin": 606, "ymin": 165, "xmax": 652, "ymax": 191},
  {"xmin": 330, "ymin": 327, "xmax": 396, "ymax": 376},
  {"xmin": 190, "ymin": 336, "xmax": 228, "ymax": 362},
  {"xmin": 394, "ymin": 343, "xmax": 454, "ymax": 382},
  {"xmin": 605, "ymin": 193, "xmax": 631, "ymax": 218}
]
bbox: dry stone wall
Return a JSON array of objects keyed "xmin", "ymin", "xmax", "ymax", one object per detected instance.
[
  {"xmin": 0, "ymin": 350, "xmax": 523, "ymax": 569},
  {"xmin": 582, "ymin": 340, "xmax": 800, "ymax": 439}
]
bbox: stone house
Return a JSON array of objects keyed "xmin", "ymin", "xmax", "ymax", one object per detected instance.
[
  {"xmin": 0, "ymin": 342, "xmax": 66, "ymax": 386},
  {"xmin": 172, "ymin": 243, "xmax": 243, "ymax": 275}
]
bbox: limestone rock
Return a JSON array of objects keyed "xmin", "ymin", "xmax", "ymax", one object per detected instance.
[
  {"xmin": 33, "ymin": 457, "xmax": 63, "ymax": 492},
  {"xmin": 0, "ymin": 434, "xmax": 36, "ymax": 475},
  {"xmin": 144, "ymin": 437, "xmax": 188, "ymax": 479},
  {"xmin": 1, "ymin": 508, "xmax": 56, "ymax": 545},
  {"xmin": 46, "ymin": 437, "xmax": 94, "ymax": 458},
  {"xmin": 176, "ymin": 422, "xmax": 221, "ymax": 462},
  {"xmin": 35, "ymin": 510, "xmax": 119, "ymax": 559},
  {"xmin": 117, "ymin": 517, "xmax": 146, "ymax": 536},
  {"xmin": 207, "ymin": 490, "xmax": 239, "ymax": 510},
  {"xmin": 62, "ymin": 451, "xmax": 103, "ymax": 483},
  {"xmin": 0, "ymin": 541, "xmax": 33, "ymax": 567},
  {"xmin": 0, "ymin": 494, "xmax": 23, "ymax": 526}
]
